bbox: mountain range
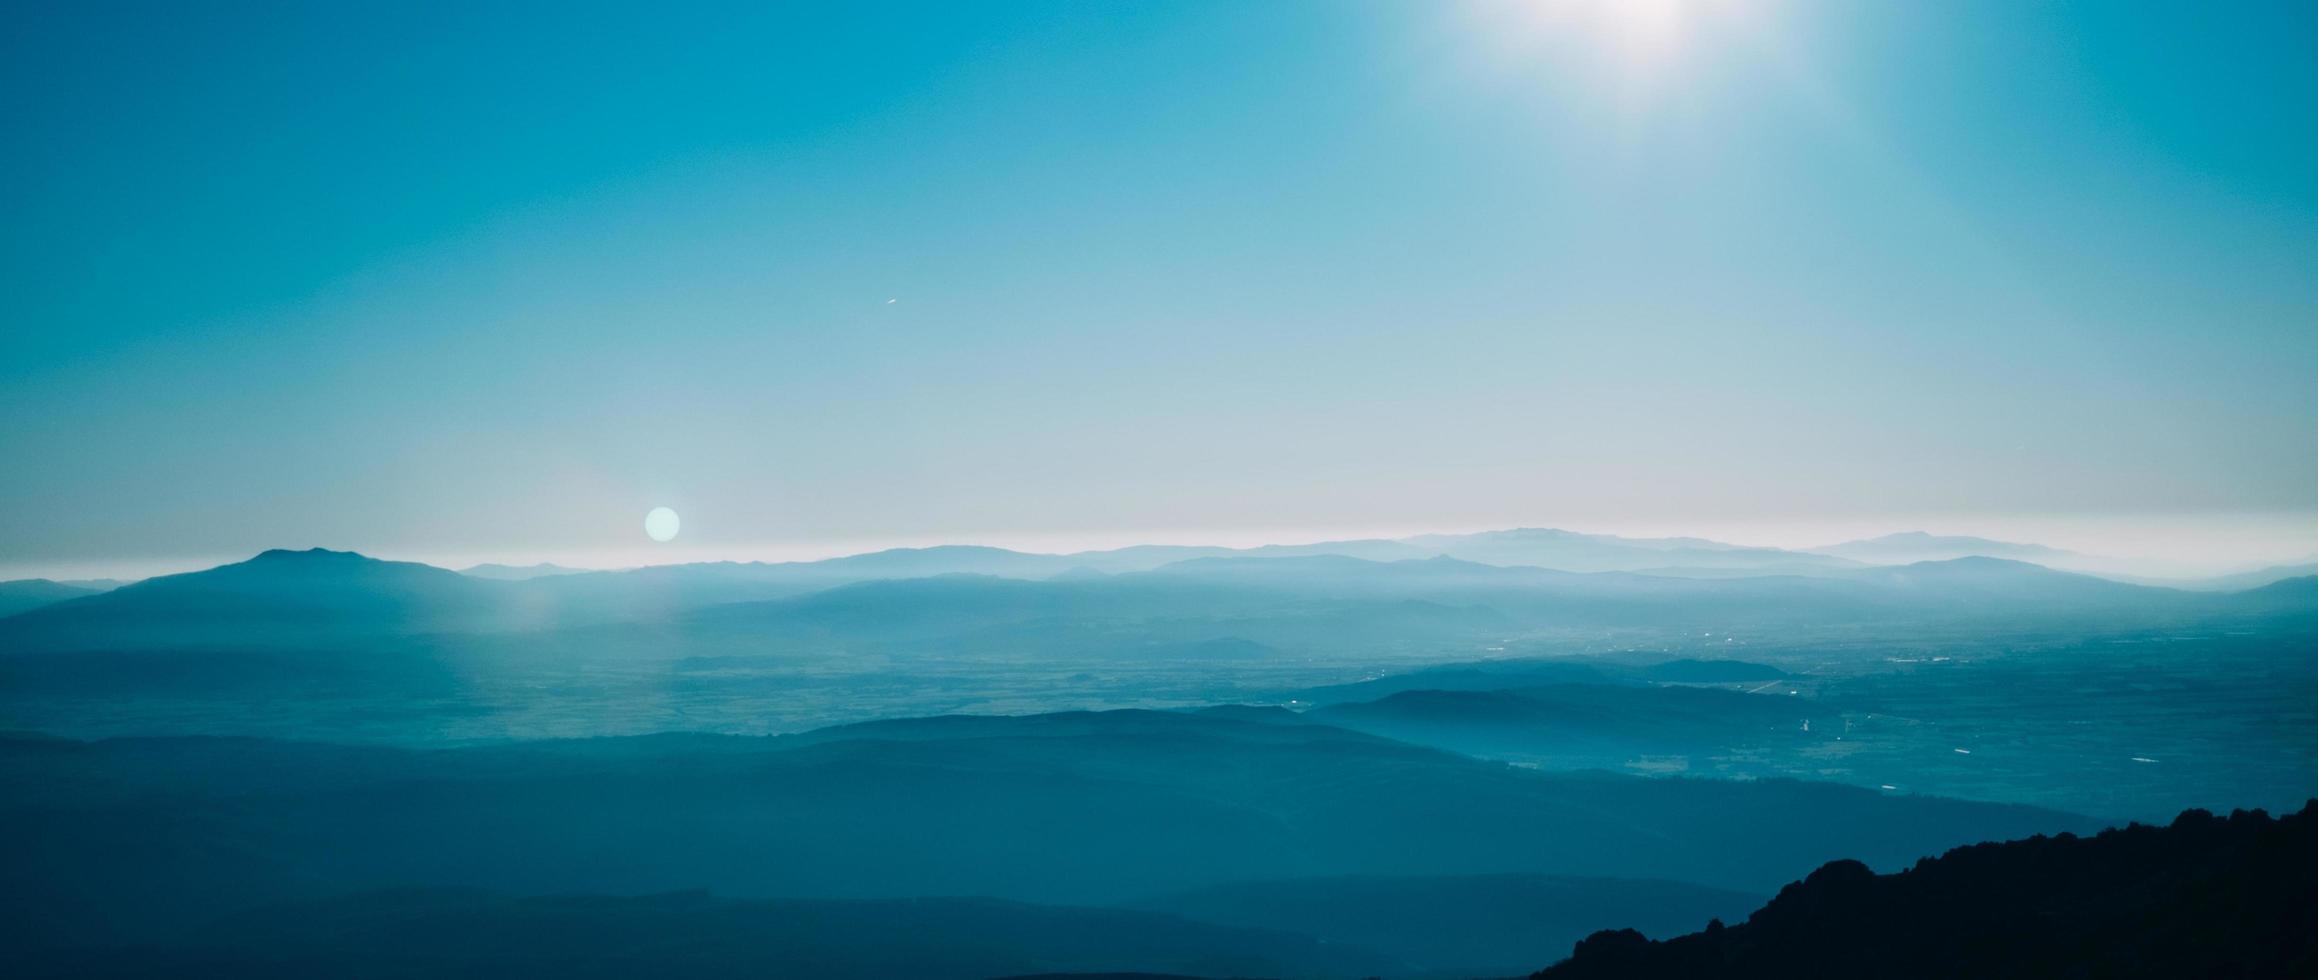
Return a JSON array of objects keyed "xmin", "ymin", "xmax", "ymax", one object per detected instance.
[
  {"xmin": 8, "ymin": 526, "xmax": 2298, "ymax": 626},
  {"xmin": 4, "ymin": 538, "xmax": 2309, "ymax": 977},
  {"xmin": 1806, "ymin": 532, "xmax": 2078, "ymax": 566},
  {"xmin": 457, "ymin": 561, "xmax": 591, "ymax": 580},
  {"xmin": 3, "ymin": 545, "xmax": 2308, "ymax": 661}
]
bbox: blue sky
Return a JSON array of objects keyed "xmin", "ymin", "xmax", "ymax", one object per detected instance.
[{"xmin": 4, "ymin": 0, "xmax": 2316, "ymax": 576}]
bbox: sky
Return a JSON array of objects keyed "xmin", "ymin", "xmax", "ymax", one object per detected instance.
[{"xmin": 5, "ymin": 0, "xmax": 2317, "ymax": 579}]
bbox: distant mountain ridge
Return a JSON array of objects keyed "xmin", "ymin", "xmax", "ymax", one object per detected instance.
[
  {"xmin": 0, "ymin": 548, "xmax": 527, "ymax": 650},
  {"xmin": 465, "ymin": 529, "xmax": 1864, "ymax": 611},
  {"xmin": 0, "ymin": 579, "xmax": 110, "ymax": 619},
  {"xmin": 0, "ymin": 526, "xmax": 2142, "ymax": 625},
  {"xmin": 458, "ymin": 562, "xmax": 592, "ymax": 580},
  {"xmin": 2177, "ymin": 560, "xmax": 2318, "ymax": 592},
  {"xmin": 1835, "ymin": 555, "xmax": 2148, "ymax": 601},
  {"xmin": 455, "ymin": 527, "xmax": 2125, "ymax": 608},
  {"xmin": 1407, "ymin": 528, "xmax": 1860, "ymax": 574},
  {"xmin": 1810, "ymin": 531, "xmax": 2077, "ymax": 565},
  {"xmin": 27, "ymin": 527, "xmax": 2300, "ymax": 610},
  {"xmin": 3, "ymin": 546, "xmax": 2303, "ymax": 660}
]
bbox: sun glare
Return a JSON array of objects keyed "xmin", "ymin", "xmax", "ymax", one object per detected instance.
[
  {"xmin": 1479, "ymin": 0, "xmax": 1755, "ymax": 80},
  {"xmin": 1587, "ymin": 0, "xmax": 1690, "ymax": 62}
]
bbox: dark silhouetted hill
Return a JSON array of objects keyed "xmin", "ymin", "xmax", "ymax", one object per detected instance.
[{"xmin": 1534, "ymin": 800, "xmax": 2318, "ymax": 980}]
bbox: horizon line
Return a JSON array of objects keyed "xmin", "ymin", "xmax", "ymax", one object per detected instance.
[{"xmin": 9, "ymin": 513, "xmax": 2316, "ymax": 585}]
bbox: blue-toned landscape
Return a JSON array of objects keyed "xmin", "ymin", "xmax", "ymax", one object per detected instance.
[{"xmin": 5, "ymin": 2, "xmax": 2315, "ymax": 977}]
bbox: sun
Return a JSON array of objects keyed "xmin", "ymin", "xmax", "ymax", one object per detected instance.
[
  {"xmin": 644, "ymin": 507, "xmax": 681, "ymax": 543},
  {"xmin": 1585, "ymin": 0, "xmax": 1690, "ymax": 62},
  {"xmin": 1476, "ymin": 0, "xmax": 1748, "ymax": 77}
]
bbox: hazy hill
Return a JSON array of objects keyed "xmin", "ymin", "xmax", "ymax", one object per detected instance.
[
  {"xmin": 1533, "ymin": 800, "xmax": 2318, "ymax": 979},
  {"xmin": 1835, "ymin": 555, "xmax": 2138, "ymax": 597},
  {"xmin": 1146, "ymin": 554, "xmax": 2212, "ymax": 627},
  {"xmin": 878, "ymin": 527, "xmax": 1862, "ymax": 577},
  {"xmin": 0, "ymin": 579, "xmax": 106, "ymax": 618},
  {"xmin": 9, "ymin": 533, "xmax": 2269, "ymax": 660},
  {"xmin": 496, "ymin": 559, "xmax": 857, "ymax": 620},
  {"xmin": 21, "ymin": 888, "xmax": 1396, "ymax": 980},
  {"xmin": 1142, "ymin": 554, "xmax": 1600, "ymax": 597},
  {"xmin": 1291, "ymin": 658, "xmax": 1786, "ymax": 706},
  {"xmin": 2181, "ymin": 561, "xmax": 2318, "ymax": 592},
  {"xmin": 0, "ymin": 549, "xmax": 529, "ymax": 651},
  {"xmin": 1811, "ymin": 531, "xmax": 2076, "ymax": 565},
  {"xmin": 622, "ymin": 570, "xmax": 1517, "ymax": 662},
  {"xmin": 484, "ymin": 528, "xmax": 1867, "ymax": 615},
  {"xmin": 692, "ymin": 573, "xmax": 1272, "ymax": 638},
  {"xmin": 57, "ymin": 578, "xmax": 129, "ymax": 591},
  {"xmin": 787, "ymin": 544, "xmax": 1088, "ymax": 579},
  {"xmin": 523, "ymin": 548, "xmax": 2233, "ymax": 634},
  {"xmin": 1404, "ymin": 528, "xmax": 1859, "ymax": 575},
  {"xmin": 1130, "ymin": 873, "xmax": 1759, "ymax": 975},
  {"xmin": 1310, "ymin": 683, "xmax": 1815, "ymax": 762},
  {"xmin": 4, "ymin": 549, "xmax": 2294, "ymax": 669},
  {"xmin": 1293, "ymin": 658, "xmax": 1630, "ymax": 705},
  {"xmin": 2228, "ymin": 575, "xmax": 2318, "ymax": 615},
  {"xmin": 458, "ymin": 561, "xmax": 592, "ymax": 580},
  {"xmin": 496, "ymin": 545, "xmax": 1248, "ymax": 622},
  {"xmin": 0, "ymin": 709, "xmax": 2098, "ymax": 954}
]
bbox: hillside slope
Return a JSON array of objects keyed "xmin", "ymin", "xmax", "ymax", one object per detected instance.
[
  {"xmin": 0, "ymin": 579, "xmax": 105, "ymax": 618},
  {"xmin": 17, "ymin": 889, "xmax": 1396, "ymax": 980},
  {"xmin": 0, "ymin": 549, "xmax": 522, "ymax": 650},
  {"xmin": 0, "ymin": 710, "xmax": 2097, "ymax": 952},
  {"xmin": 1534, "ymin": 800, "xmax": 2318, "ymax": 979}
]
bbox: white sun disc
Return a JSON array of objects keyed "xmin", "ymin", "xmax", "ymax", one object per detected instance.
[{"xmin": 644, "ymin": 507, "xmax": 681, "ymax": 543}]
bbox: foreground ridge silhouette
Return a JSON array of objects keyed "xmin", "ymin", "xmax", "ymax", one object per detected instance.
[{"xmin": 1534, "ymin": 799, "xmax": 2318, "ymax": 979}]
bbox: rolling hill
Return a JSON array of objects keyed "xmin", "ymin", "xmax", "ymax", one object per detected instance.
[
  {"xmin": 1405, "ymin": 528, "xmax": 1860, "ymax": 574},
  {"xmin": 457, "ymin": 562, "xmax": 593, "ymax": 580},
  {"xmin": 0, "ymin": 578, "xmax": 108, "ymax": 618},
  {"xmin": 1309, "ymin": 683, "xmax": 1817, "ymax": 762},
  {"xmin": 0, "ymin": 708, "xmax": 2101, "ymax": 957},
  {"xmin": 19, "ymin": 888, "xmax": 1397, "ymax": 980},
  {"xmin": 4, "ymin": 548, "xmax": 2298, "ymax": 670},
  {"xmin": 1810, "ymin": 531, "xmax": 2077, "ymax": 566},
  {"xmin": 1533, "ymin": 799, "xmax": 2318, "ymax": 979},
  {"xmin": 0, "ymin": 549, "xmax": 528, "ymax": 651}
]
